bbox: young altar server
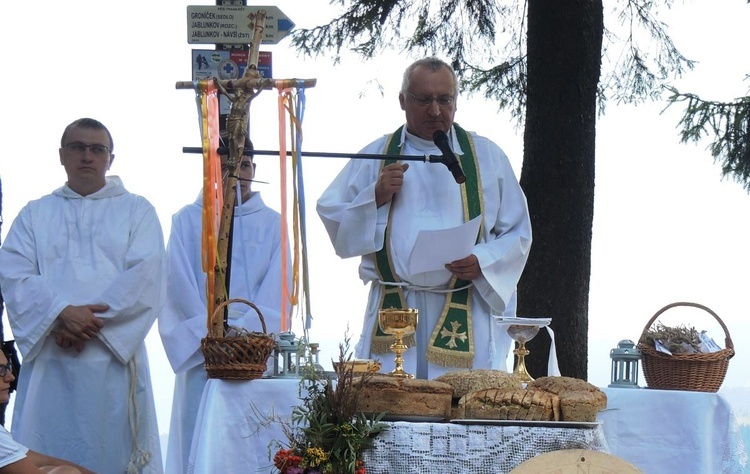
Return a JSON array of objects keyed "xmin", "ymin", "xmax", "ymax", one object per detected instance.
[
  {"xmin": 317, "ymin": 57, "xmax": 533, "ymax": 379},
  {"xmin": 0, "ymin": 118, "xmax": 166, "ymax": 473},
  {"xmin": 159, "ymin": 137, "xmax": 291, "ymax": 474}
]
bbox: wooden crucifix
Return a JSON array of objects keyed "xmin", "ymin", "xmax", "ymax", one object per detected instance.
[{"xmin": 177, "ymin": 9, "xmax": 316, "ymax": 338}]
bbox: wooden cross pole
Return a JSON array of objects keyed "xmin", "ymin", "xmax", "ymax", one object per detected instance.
[{"xmin": 176, "ymin": 9, "xmax": 316, "ymax": 338}]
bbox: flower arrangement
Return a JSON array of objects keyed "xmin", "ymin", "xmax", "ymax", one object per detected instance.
[
  {"xmin": 273, "ymin": 448, "xmax": 365, "ymax": 474},
  {"xmin": 272, "ymin": 341, "xmax": 386, "ymax": 474}
]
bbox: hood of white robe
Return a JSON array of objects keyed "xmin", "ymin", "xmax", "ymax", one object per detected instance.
[{"xmin": 53, "ymin": 175, "xmax": 128, "ymax": 199}]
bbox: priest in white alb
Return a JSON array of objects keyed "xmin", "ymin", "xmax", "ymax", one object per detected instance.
[{"xmin": 317, "ymin": 58, "xmax": 532, "ymax": 379}]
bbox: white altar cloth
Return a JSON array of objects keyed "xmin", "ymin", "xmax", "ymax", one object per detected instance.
[
  {"xmin": 186, "ymin": 378, "xmax": 303, "ymax": 474},
  {"xmin": 362, "ymin": 421, "xmax": 609, "ymax": 473},
  {"xmin": 599, "ymin": 388, "xmax": 747, "ymax": 474}
]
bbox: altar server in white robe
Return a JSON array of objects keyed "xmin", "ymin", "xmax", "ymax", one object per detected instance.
[
  {"xmin": 317, "ymin": 58, "xmax": 532, "ymax": 379},
  {"xmin": 159, "ymin": 138, "xmax": 290, "ymax": 474},
  {"xmin": 0, "ymin": 118, "xmax": 165, "ymax": 473}
]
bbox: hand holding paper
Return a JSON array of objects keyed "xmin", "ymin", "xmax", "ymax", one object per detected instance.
[{"xmin": 407, "ymin": 216, "xmax": 482, "ymax": 274}]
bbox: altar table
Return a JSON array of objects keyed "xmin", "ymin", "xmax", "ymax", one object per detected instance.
[
  {"xmin": 599, "ymin": 388, "xmax": 747, "ymax": 474},
  {"xmin": 186, "ymin": 378, "xmax": 609, "ymax": 473}
]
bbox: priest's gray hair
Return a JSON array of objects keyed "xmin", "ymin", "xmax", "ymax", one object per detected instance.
[{"xmin": 400, "ymin": 57, "xmax": 459, "ymax": 98}]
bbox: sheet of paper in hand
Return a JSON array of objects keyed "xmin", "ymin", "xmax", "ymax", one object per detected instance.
[{"xmin": 407, "ymin": 216, "xmax": 482, "ymax": 274}]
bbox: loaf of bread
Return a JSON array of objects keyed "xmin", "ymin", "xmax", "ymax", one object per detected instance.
[
  {"xmin": 558, "ymin": 391, "xmax": 603, "ymax": 422},
  {"xmin": 458, "ymin": 388, "xmax": 561, "ymax": 421},
  {"xmin": 357, "ymin": 375, "xmax": 452, "ymax": 420},
  {"xmin": 526, "ymin": 376, "xmax": 607, "ymax": 422},
  {"xmin": 434, "ymin": 369, "xmax": 524, "ymax": 399}
]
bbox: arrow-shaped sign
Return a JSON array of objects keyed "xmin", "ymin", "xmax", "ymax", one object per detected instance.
[{"xmin": 187, "ymin": 5, "xmax": 295, "ymax": 45}]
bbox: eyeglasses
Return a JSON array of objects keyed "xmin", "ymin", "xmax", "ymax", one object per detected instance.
[
  {"xmin": 0, "ymin": 361, "xmax": 12, "ymax": 378},
  {"xmin": 405, "ymin": 92, "xmax": 455, "ymax": 107},
  {"xmin": 63, "ymin": 142, "xmax": 111, "ymax": 157}
]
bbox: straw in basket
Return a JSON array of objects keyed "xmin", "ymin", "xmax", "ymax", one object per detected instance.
[
  {"xmin": 637, "ymin": 302, "xmax": 734, "ymax": 392},
  {"xmin": 200, "ymin": 298, "xmax": 276, "ymax": 380}
]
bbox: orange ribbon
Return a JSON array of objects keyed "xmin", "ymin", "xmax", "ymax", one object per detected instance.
[{"xmin": 198, "ymin": 80, "xmax": 222, "ymax": 323}]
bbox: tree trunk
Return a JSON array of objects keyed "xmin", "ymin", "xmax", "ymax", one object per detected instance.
[{"xmin": 518, "ymin": 0, "xmax": 603, "ymax": 380}]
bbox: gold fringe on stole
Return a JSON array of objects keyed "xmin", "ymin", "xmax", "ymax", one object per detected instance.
[{"xmin": 425, "ymin": 281, "xmax": 474, "ymax": 368}]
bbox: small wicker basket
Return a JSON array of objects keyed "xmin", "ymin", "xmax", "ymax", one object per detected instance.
[
  {"xmin": 200, "ymin": 298, "xmax": 276, "ymax": 380},
  {"xmin": 637, "ymin": 302, "xmax": 734, "ymax": 392}
]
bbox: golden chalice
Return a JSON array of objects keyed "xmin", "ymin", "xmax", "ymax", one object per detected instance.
[
  {"xmin": 507, "ymin": 324, "xmax": 541, "ymax": 383},
  {"xmin": 377, "ymin": 308, "xmax": 418, "ymax": 378}
]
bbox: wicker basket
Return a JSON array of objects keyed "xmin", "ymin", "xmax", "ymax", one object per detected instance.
[
  {"xmin": 200, "ymin": 298, "xmax": 276, "ymax": 380},
  {"xmin": 637, "ymin": 302, "xmax": 734, "ymax": 392}
]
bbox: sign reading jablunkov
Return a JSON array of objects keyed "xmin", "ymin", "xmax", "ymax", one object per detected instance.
[{"xmin": 187, "ymin": 5, "xmax": 295, "ymax": 45}]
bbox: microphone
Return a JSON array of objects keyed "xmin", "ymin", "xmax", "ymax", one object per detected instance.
[{"xmin": 432, "ymin": 130, "xmax": 466, "ymax": 184}]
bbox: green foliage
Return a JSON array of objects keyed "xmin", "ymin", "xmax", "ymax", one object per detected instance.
[
  {"xmin": 291, "ymin": 0, "xmax": 529, "ymax": 120},
  {"xmin": 276, "ymin": 340, "xmax": 387, "ymax": 473},
  {"xmin": 601, "ymin": 0, "xmax": 695, "ymax": 109},
  {"xmin": 462, "ymin": 59, "xmax": 527, "ymax": 121},
  {"xmin": 666, "ymin": 85, "xmax": 750, "ymax": 191},
  {"xmin": 291, "ymin": 0, "xmax": 409, "ymax": 60},
  {"xmin": 292, "ymin": 0, "xmax": 694, "ymax": 122}
]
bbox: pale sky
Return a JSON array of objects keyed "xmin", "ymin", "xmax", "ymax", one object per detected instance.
[{"xmin": 1, "ymin": 0, "xmax": 749, "ymax": 438}]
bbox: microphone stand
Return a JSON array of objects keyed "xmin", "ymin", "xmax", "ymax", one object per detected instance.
[{"xmin": 182, "ymin": 146, "xmax": 451, "ymax": 167}]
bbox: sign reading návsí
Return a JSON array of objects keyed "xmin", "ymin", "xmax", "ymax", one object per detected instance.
[{"xmin": 187, "ymin": 5, "xmax": 295, "ymax": 45}]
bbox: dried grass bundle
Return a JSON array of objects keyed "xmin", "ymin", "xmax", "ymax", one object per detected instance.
[{"xmin": 643, "ymin": 322, "xmax": 703, "ymax": 354}]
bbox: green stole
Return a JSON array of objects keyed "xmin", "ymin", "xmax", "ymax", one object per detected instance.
[{"xmin": 372, "ymin": 124, "xmax": 484, "ymax": 368}]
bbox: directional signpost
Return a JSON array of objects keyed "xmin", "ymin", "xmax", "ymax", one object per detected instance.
[
  {"xmin": 187, "ymin": 4, "xmax": 295, "ymax": 113},
  {"xmin": 187, "ymin": 5, "xmax": 295, "ymax": 45}
]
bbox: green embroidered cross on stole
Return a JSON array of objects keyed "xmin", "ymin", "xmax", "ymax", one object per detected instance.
[{"xmin": 372, "ymin": 124, "xmax": 484, "ymax": 368}]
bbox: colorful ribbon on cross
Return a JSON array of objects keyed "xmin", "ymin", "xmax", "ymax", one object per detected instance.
[
  {"xmin": 193, "ymin": 77, "xmax": 313, "ymax": 336},
  {"xmin": 196, "ymin": 80, "xmax": 223, "ymax": 321},
  {"xmin": 277, "ymin": 84, "xmax": 313, "ymax": 333}
]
